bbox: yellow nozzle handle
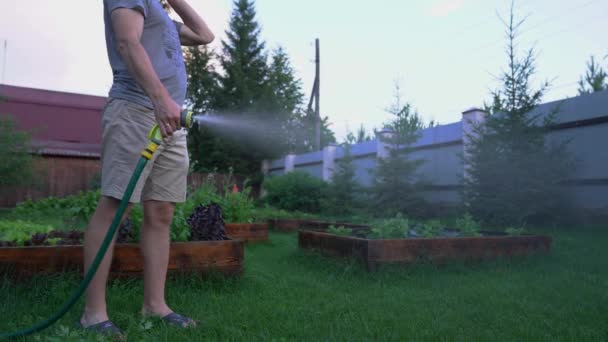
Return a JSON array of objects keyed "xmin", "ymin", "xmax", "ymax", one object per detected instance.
[
  {"xmin": 147, "ymin": 109, "xmax": 193, "ymax": 145},
  {"xmin": 144, "ymin": 109, "xmax": 193, "ymax": 158}
]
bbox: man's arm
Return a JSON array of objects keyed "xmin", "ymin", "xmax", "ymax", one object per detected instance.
[
  {"xmin": 168, "ymin": 0, "xmax": 215, "ymax": 46},
  {"xmin": 111, "ymin": 8, "xmax": 181, "ymax": 137}
]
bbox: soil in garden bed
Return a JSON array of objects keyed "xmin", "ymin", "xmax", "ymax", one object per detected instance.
[{"xmin": 268, "ymin": 218, "xmax": 370, "ymax": 233}]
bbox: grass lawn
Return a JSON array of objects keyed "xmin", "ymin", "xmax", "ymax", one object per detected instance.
[{"xmin": 1, "ymin": 227, "xmax": 607, "ymax": 341}]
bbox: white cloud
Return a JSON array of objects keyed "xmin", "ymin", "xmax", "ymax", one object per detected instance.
[{"xmin": 429, "ymin": 0, "xmax": 466, "ymax": 17}]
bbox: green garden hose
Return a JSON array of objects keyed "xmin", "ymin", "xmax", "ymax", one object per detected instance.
[{"xmin": 1, "ymin": 110, "xmax": 193, "ymax": 339}]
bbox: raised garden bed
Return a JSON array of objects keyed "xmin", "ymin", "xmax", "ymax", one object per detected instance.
[
  {"xmin": 0, "ymin": 203, "xmax": 247, "ymax": 279},
  {"xmin": 225, "ymin": 223, "xmax": 268, "ymax": 242},
  {"xmin": 0, "ymin": 239, "xmax": 244, "ymax": 279},
  {"xmin": 268, "ymin": 218, "xmax": 369, "ymax": 232},
  {"xmin": 299, "ymin": 230, "xmax": 552, "ymax": 271}
]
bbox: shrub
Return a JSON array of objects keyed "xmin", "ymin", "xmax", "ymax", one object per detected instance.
[
  {"xmin": 369, "ymin": 214, "xmax": 411, "ymax": 239},
  {"xmin": 418, "ymin": 219, "xmax": 443, "ymax": 238},
  {"xmin": 162, "ymin": 179, "xmax": 256, "ymax": 241},
  {"xmin": 0, "ymin": 117, "xmax": 35, "ymax": 195},
  {"xmin": 220, "ymin": 187, "xmax": 255, "ymax": 223},
  {"xmin": 262, "ymin": 171, "xmax": 327, "ymax": 213},
  {"xmin": 455, "ymin": 213, "xmax": 481, "ymax": 237},
  {"xmin": 327, "ymin": 225, "xmax": 351, "ymax": 236},
  {"xmin": 505, "ymin": 226, "xmax": 525, "ymax": 236}
]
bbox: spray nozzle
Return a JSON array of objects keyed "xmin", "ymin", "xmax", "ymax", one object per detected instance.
[
  {"xmin": 181, "ymin": 109, "xmax": 193, "ymax": 129},
  {"xmin": 147, "ymin": 109, "xmax": 193, "ymax": 144}
]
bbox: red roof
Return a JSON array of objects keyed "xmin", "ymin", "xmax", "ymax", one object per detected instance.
[{"xmin": 0, "ymin": 85, "xmax": 107, "ymax": 158}]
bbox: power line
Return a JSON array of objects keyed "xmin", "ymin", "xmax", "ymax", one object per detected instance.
[
  {"xmin": 519, "ymin": 0, "xmax": 602, "ymax": 36},
  {"xmin": 432, "ymin": 0, "xmax": 607, "ymax": 63},
  {"xmin": 461, "ymin": 6, "xmax": 607, "ymax": 65},
  {"xmin": 1, "ymin": 39, "xmax": 6, "ymax": 84}
]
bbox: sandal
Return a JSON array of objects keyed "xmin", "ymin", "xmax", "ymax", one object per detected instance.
[
  {"xmin": 81, "ymin": 320, "xmax": 125, "ymax": 340},
  {"xmin": 161, "ymin": 312, "xmax": 199, "ymax": 328}
]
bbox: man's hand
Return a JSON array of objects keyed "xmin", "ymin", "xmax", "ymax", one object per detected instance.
[
  {"xmin": 167, "ymin": 0, "xmax": 215, "ymax": 46},
  {"xmin": 154, "ymin": 94, "xmax": 181, "ymax": 138}
]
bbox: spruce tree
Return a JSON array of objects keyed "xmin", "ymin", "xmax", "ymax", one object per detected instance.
[
  {"xmin": 263, "ymin": 47, "xmax": 305, "ymax": 155},
  {"xmin": 214, "ymin": 0, "xmax": 268, "ymax": 112},
  {"xmin": 372, "ymin": 90, "xmax": 425, "ymax": 217},
  {"xmin": 345, "ymin": 124, "xmax": 373, "ymax": 144},
  {"xmin": 578, "ymin": 56, "xmax": 607, "ymax": 95},
  {"xmin": 324, "ymin": 143, "xmax": 359, "ymax": 216},
  {"xmin": 185, "ymin": 46, "xmax": 218, "ymax": 114},
  {"xmin": 463, "ymin": 2, "xmax": 574, "ymax": 226},
  {"xmin": 265, "ymin": 47, "xmax": 304, "ymax": 114}
]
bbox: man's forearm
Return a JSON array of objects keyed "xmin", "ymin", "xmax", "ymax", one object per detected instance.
[
  {"xmin": 116, "ymin": 40, "xmax": 169, "ymax": 107},
  {"xmin": 169, "ymin": 0, "xmax": 214, "ymax": 43}
]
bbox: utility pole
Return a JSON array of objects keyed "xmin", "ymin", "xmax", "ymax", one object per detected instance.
[
  {"xmin": 306, "ymin": 38, "xmax": 321, "ymax": 151},
  {"xmin": 314, "ymin": 38, "xmax": 321, "ymax": 151}
]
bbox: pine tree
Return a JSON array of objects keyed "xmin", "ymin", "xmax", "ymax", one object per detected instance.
[
  {"xmin": 578, "ymin": 56, "xmax": 607, "ymax": 95},
  {"xmin": 344, "ymin": 124, "xmax": 373, "ymax": 144},
  {"xmin": 265, "ymin": 47, "xmax": 304, "ymax": 114},
  {"xmin": 463, "ymin": 2, "xmax": 574, "ymax": 226},
  {"xmin": 185, "ymin": 46, "xmax": 218, "ymax": 113},
  {"xmin": 214, "ymin": 0, "xmax": 268, "ymax": 112},
  {"xmin": 183, "ymin": 45, "xmax": 227, "ymax": 173},
  {"xmin": 189, "ymin": 0, "xmax": 319, "ymax": 175},
  {"xmin": 324, "ymin": 143, "xmax": 359, "ymax": 216},
  {"xmin": 372, "ymin": 89, "xmax": 425, "ymax": 217},
  {"xmin": 187, "ymin": 0, "xmax": 269, "ymax": 175},
  {"xmin": 262, "ymin": 47, "xmax": 305, "ymax": 154}
]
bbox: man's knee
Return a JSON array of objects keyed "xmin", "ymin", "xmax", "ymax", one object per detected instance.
[
  {"xmin": 143, "ymin": 201, "xmax": 175, "ymax": 227},
  {"xmin": 94, "ymin": 196, "xmax": 132, "ymax": 220}
]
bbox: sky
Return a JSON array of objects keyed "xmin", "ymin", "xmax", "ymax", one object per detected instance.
[{"xmin": 0, "ymin": 0, "xmax": 606, "ymax": 141}]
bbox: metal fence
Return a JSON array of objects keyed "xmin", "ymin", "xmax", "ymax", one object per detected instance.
[{"xmin": 265, "ymin": 90, "xmax": 608, "ymax": 210}]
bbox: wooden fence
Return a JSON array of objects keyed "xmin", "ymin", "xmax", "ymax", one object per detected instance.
[{"xmin": 0, "ymin": 156, "xmax": 258, "ymax": 208}]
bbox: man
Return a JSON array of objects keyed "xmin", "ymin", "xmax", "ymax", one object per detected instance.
[{"xmin": 80, "ymin": 0, "xmax": 214, "ymax": 336}]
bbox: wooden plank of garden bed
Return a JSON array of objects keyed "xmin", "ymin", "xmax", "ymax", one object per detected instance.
[
  {"xmin": 225, "ymin": 223, "xmax": 268, "ymax": 242},
  {"xmin": 366, "ymin": 234, "xmax": 552, "ymax": 266},
  {"xmin": 0, "ymin": 239, "xmax": 244, "ymax": 279},
  {"xmin": 298, "ymin": 230, "xmax": 369, "ymax": 260},
  {"xmin": 298, "ymin": 230, "xmax": 552, "ymax": 272}
]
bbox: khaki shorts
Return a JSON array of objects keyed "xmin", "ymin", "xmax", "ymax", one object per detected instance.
[{"xmin": 100, "ymin": 98, "xmax": 189, "ymax": 203}]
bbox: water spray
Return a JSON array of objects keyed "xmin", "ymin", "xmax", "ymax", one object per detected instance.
[{"xmin": 0, "ymin": 110, "xmax": 193, "ymax": 339}]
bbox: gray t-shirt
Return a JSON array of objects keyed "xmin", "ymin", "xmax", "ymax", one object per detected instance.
[{"xmin": 103, "ymin": 0, "xmax": 187, "ymax": 109}]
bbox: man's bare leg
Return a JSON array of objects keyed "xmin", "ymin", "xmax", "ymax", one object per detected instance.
[
  {"xmin": 139, "ymin": 200, "xmax": 197, "ymax": 327},
  {"xmin": 80, "ymin": 196, "xmax": 131, "ymax": 327},
  {"xmin": 140, "ymin": 200, "xmax": 174, "ymax": 317}
]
